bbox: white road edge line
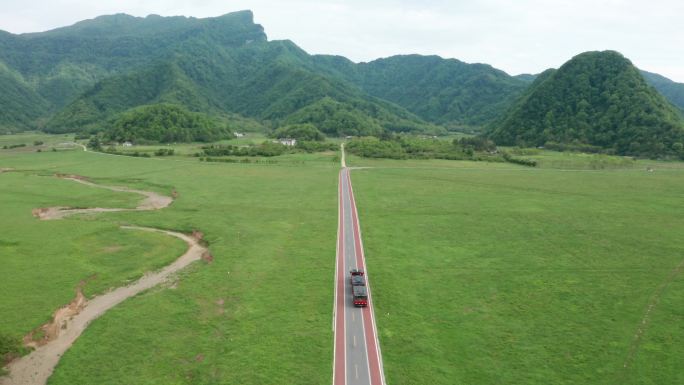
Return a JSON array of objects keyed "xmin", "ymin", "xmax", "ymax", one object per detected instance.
[
  {"xmin": 332, "ymin": 170, "xmax": 347, "ymax": 385},
  {"xmin": 342, "ymin": 171, "xmax": 347, "ymax": 385}
]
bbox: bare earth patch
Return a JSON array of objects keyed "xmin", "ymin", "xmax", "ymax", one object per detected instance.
[
  {"xmin": 23, "ymin": 287, "xmax": 86, "ymax": 349},
  {"xmin": 102, "ymin": 245, "xmax": 123, "ymax": 253},
  {"xmin": 32, "ymin": 174, "xmax": 173, "ymax": 220}
]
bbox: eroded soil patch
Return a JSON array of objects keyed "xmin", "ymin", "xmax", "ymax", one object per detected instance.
[{"xmin": 32, "ymin": 174, "xmax": 173, "ymax": 220}]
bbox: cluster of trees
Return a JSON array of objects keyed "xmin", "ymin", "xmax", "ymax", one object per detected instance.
[
  {"xmin": 283, "ymin": 98, "xmax": 384, "ymax": 137},
  {"xmin": 1, "ymin": 143, "xmax": 26, "ymax": 149},
  {"xmin": 103, "ymin": 148, "xmax": 151, "ymax": 158},
  {"xmin": 488, "ymin": 51, "xmax": 684, "ymax": 158},
  {"xmin": 501, "ymin": 152, "xmax": 537, "ymax": 167},
  {"xmin": 272, "ymin": 123, "xmax": 325, "ymax": 141},
  {"xmin": 105, "ymin": 104, "xmax": 232, "ymax": 143},
  {"xmin": 543, "ymin": 141, "xmax": 604, "ymax": 154},
  {"xmin": 344, "ymin": 135, "xmax": 537, "ymax": 166},
  {"xmin": 200, "ymin": 139, "xmax": 338, "ymax": 158},
  {"xmin": 345, "ymin": 136, "xmax": 490, "ymax": 161},
  {"xmin": 458, "ymin": 136, "xmax": 496, "ymax": 152},
  {"xmin": 201, "ymin": 157, "xmax": 279, "ymax": 164},
  {"xmin": 295, "ymin": 141, "xmax": 338, "ymax": 153},
  {"xmin": 200, "ymin": 142, "xmax": 290, "ymax": 157},
  {"xmin": 154, "ymin": 148, "xmax": 175, "ymax": 156}
]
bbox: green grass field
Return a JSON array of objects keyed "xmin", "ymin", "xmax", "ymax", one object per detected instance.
[
  {"xmin": 1, "ymin": 140, "xmax": 339, "ymax": 384},
  {"xmin": 350, "ymin": 159, "xmax": 684, "ymax": 385},
  {"xmin": 0, "ymin": 171, "xmax": 187, "ymax": 344},
  {"xmin": 2, "ymin": 133, "xmax": 683, "ymax": 384}
]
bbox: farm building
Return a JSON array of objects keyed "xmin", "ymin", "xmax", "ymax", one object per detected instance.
[{"xmin": 278, "ymin": 138, "xmax": 297, "ymax": 146}]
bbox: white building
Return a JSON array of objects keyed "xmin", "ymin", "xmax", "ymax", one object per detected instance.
[
  {"xmin": 234, "ymin": 132, "xmax": 245, "ymax": 138},
  {"xmin": 278, "ymin": 138, "xmax": 297, "ymax": 146}
]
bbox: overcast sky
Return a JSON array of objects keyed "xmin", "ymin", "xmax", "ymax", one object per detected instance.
[{"xmin": 0, "ymin": 0, "xmax": 682, "ymax": 82}]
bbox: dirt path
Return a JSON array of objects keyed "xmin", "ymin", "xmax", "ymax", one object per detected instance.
[
  {"xmin": 2, "ymin": 175, "xmax": 204, "ymax": 385},
  {"xmin": 33, "ymin": 176, "xmax": 173, "ymax": 220},
  {"xmin": 621, "ymin": 256, "xmax": 684, "ymax": 374},
  {"xmin": 0, "ymin": 227, "xmax": 206, "ymax": 385}
]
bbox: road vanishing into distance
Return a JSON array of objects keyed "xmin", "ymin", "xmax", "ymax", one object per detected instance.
[{"xmin": 333, "ymin": 167, "xmax": 386, "ymax": 385}]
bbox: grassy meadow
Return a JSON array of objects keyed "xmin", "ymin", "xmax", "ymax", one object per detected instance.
[
  {"xmin": 350, "ymin": 157, "xmax": 684, "ymax": 385},
  {"xmin": 1, "ymin": 141, "xmax": 339, "ymax": 384},
  {"xmin": 2, "ymin": 133, "xmax": 683, "ymax": 385},
  {"xmin": 0, "ymin": 170, "xmax": 187, "ymax": 343}
]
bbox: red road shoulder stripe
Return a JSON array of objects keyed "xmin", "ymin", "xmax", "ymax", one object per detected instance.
[{"xmin": 345, "ymin": 170, "xmax": 385, "ymax": 385}]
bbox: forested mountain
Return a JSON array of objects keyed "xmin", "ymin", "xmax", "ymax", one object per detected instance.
[
  {"xmin": 1, "ymin": 11, "xmax": 683, "ymax": 154},
  {"xmin": 0, "ymin": 12, "xmax": 266, "ymax": 108},
  {"xmin": 488, "ymin": 51, "xmax": 684, "ymax": 157},
  {"xmin": 514, "ymin": 71, "xmax": 684, "ymax": 113},
  {"xmin": 0, "ymin": 11, "xmax": 436, "ymax": 136},
  {"xmin": 106, "ymin": 103, "xmax": 231, "ymax": 143},
  {"xmin": 514, "ymin": 73, "xmax": 537, "ymax": 82},
  {"xmin": 0, "ymin": 61, "xmax": 49, "ymax": 133},
  {"xmin": 641, "ymin": 70, "xmax": 684, "ymax": 113},
  {"xmin": 313, "ymin": 54, "xmax": 529, "ymax": 127}
]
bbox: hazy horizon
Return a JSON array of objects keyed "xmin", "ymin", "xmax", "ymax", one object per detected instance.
[{"xmin": 1, "ymin": 0, "xmax": 682, "ymax": 82}]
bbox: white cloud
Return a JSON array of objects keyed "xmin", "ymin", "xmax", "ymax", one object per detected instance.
[{"xmin": 0, "ymin": 0, "xmax": 682, "ymax": 81}]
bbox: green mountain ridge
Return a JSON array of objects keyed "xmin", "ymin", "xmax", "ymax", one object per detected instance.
[
  {"xmin": 640, "ymin": 70, "xmax": 684, "ymax": 113},
  {"xmin": 488, "ymin": 51, "xmax": 684, "ymax": 157},
  {"xmin": 0, "ymin": 11, "xmax": 529, "ymax": 137},
  {"xmin": 1, "ymin": 11, "xmax": 683, "ymax": 154},
  {"xmin": 313, "ymin": 54, "xmax": 529, "ymax": 127},
  {"xmin": 0, "ymin": 11, "xmax": 266, "ymax": 111},
  {"xmin": 0, "ymin": 61, "xmax": 50, "ymax": 132}
]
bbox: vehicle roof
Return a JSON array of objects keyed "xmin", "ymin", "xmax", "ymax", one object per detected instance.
[{"xmin": 352, "ymin": 286, "xmax": 368, "ymax": 295}]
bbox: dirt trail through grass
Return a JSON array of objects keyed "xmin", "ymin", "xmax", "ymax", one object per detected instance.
[
  {"xmin": 621, "ymin": 256, "xmax": 684, "ymax": 373},
  {"xmin": 1, "ymin": 176, "xmax": 206, "ymax": 385},
  {"xmin": 33, "ymin": 175, "xmax": 172, "ymax": 220}
]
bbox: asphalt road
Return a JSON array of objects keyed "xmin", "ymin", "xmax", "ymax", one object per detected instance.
[{"xmin": 333, "ymin": 167, "xmax": 385, "ymax": 385}]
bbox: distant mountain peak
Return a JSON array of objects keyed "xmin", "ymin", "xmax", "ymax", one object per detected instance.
[
  {"xmin": 489, "ymin": 50, "xmax": 684, "ymax": 157},
  {"xmin": 19, "ymin": 10, "xmax": 265, "ymax": 41}
]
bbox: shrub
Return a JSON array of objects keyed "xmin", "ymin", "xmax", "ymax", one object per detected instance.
[
  {"xmin": 154, "ymin": 148, "xmax": 175, "ymax": 156},
  {"xmin": 502, "ymin": 152, "xmax": 537, "ymax": 167}
]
